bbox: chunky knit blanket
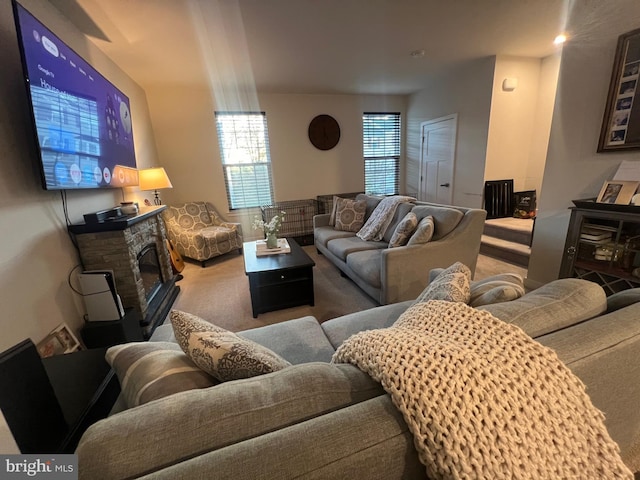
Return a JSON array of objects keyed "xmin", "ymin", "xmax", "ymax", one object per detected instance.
[
  {"xmin": 356, "ymin": 195, "xmax": 415, "ymax": 241},
  {"xmin": 332, "ymin": 300, "xmax": 632, "ymax": 479}
]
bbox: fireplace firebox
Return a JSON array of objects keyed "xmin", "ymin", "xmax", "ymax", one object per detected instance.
[{"xmin": 138, "ymin": 244, "xmax": 163, "ymax": 304}]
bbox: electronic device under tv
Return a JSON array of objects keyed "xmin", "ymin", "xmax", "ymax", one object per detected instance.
[{"xmin": 12, "ymin": 1, "xmax": 139, "ymax": 190}]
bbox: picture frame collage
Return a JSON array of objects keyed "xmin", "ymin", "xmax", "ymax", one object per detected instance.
[{"xmin": 599, "ymin": 28, "xmax": 640, "ymax": 151}]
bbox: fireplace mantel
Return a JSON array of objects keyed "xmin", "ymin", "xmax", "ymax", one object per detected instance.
[
  {"xmin": 69, "ymin": 206, "xmax": 179, "ymax": 338},
  {"xmin": 68, "ymin": 206, "xmax": 167, "ymax": 234}
]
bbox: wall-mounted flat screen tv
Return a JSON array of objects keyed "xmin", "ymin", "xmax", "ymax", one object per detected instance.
[{"xmin": 12, "ymin": 1, "xmax": 138, "ymax": 190}]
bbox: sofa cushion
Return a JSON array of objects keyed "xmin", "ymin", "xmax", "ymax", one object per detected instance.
[
  {"xmin": 411, "ymin": 205, "xmax": 464, "ymax": 240},
  {"xmin": 334, "ymin": 198, "xmax": 367, "ymax": 232},
  {"xmin": 171, "ymin": 310, "xmax": 291, "ymax": 382},
  {"xmin": 322, "ymin": 301, "xmax": 413, "ymax": 348},
  {"xmin": 106, "ymin": 342, "xmax": 218, "ymax": 408},
  {"xmin": 355, "ymin": 193, "xmax": 383, "ymax": 220},
  {"xmin": 407, "ymin": 215, "xmax": 434, "ymax": 245},
  {"xmin": 346, "ymin": 249, "xmax": 383, "ymax": 288},
  {"xmin": 382, "ymin": 202, "xmax": 415, "ymax": 243},
  {"xmin": 314, "ymin": 225, "xmax": 355, "ymax": 248},
  {"xmin": 479, "ymin": 278, "xmax": 606, "ymax": 338},
  {"xmin": 327, "ymin": 236, "xmax": 386, "ymax": 261},
  {"xmin": 77, "ymin": 363, "xmax": 386, "ymax": 480},
  {"xmin": 415, "ymin": 261, "xmax": 471, "ymax": 304},
  {"xmin": 239, "ymin": 316, "xmax": 337, "ymax": 364},
  {"xmin": 605, "ymin": 288, "xmax": 640, "ymax": 313},
  {"xmin": 389, "ymin": 212, "xmax": 418, "ymax": 248}
]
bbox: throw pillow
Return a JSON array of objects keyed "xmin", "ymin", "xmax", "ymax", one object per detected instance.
[
  {"xmin": 171, "ymin": 310, "xmax": 292, "ymax": 382},
  {"xmin": 414, "ymin": 261, "xmax": 471, "ymax": 304},
  {"xmin": 334, "ymin": 198, "xmax": 367, "ymax": 232},
  {"xmin": 468, "ymin": 273, "xmax": 525, "ymax": 307},
  {"xmin": 329, "ymin": 195, "xmax": 341, "ymax": 226},
  {"xmin": 170, "ymin": 310, "xmax": 228, "ymax": 352},
  {"xmin": 389, "ymin": 212, "xmax": 418, "ymax": 248},
  {"xmin": 407, "ymin": 215, "xmax": 435, "ymax": 245},
  {"xmin": 106, "ymin": 342, "xmax": 218, "ymax": 408}
]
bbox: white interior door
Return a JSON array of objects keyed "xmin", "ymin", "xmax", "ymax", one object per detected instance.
[{"xmin": 419, "ymin": 114, "xmax": 457, "ymax": 204}]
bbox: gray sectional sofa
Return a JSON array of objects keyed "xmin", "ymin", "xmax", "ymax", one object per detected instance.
[
  {"xmin": 313, "ymin": 194, "xmax": 487, "ymax": 304},
  {"xmin": 76, "ymin": 278, "xmax": 640, "ymax": 479}
]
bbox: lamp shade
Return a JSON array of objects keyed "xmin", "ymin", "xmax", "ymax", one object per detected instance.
[{"xmin": 138, "ymin": 167, "xmax": 173, "ymax": 191}]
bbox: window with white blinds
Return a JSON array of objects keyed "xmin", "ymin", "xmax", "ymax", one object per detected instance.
[
  {"xmin": 363, "ymin": 113, "xmax": 401, "ymax": 195},
  {"xmin": 215, "ymin": 111, "xmax": 274, "ymax": 209}
]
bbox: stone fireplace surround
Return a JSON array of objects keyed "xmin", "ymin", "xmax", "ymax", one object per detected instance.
[{"xmin": 69, "ymin": 206, "xmax": 180, "ymax": 339}]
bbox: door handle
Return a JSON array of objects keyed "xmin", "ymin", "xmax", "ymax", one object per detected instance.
[{"xmin": 439, "ymin": 183, "xmax": 450, "ymax": 187}]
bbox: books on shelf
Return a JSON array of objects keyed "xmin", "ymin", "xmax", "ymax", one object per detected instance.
[
  {"xmin": 255, "ymin": 238, "xmax": 291, "ymax": 256},
  {"xmin": 580, "ymin": 227, "xmax": 612, "ymax": 243}
]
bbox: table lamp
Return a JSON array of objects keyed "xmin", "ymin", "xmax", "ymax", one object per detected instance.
[{"xmin": 139, "ymin": 167, "xmax": 173, "ymax": 205}]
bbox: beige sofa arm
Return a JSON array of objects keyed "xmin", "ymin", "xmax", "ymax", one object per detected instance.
[{"xmin": 220, "ymin": 222, "xmax": 243, "ymax": 238}]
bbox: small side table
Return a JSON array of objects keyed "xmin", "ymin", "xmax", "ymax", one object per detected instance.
[
  {"xmin": 81, "ymin": 308, "xmax": 144, "ymax": 348},
  {"xmin": 0, "ymin": 340, "xmax": 120, "ymax": 453}
]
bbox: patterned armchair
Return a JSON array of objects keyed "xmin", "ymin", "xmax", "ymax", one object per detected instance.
[{"xmin": 162, "ymin": 202, "xmax": 243, "ymax": 267}]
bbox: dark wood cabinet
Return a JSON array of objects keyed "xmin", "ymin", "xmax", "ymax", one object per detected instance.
[
  {"xmin": 560, "ymin": 201, "xmax": 640, "ymax": 295},
  {"xmin": 0, "ymin": 340, "xmax": 119, "ymax": 453},
  {"xmin": 81, "ymin": 308, "xmax": 144, "ymax": 348}
]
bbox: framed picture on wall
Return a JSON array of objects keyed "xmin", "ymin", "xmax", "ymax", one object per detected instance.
[
  {"xmin": 596, "ymin": 180, "xmax": 639, "ymax": 204},
  {"xmin": 598, "ymin": 28, "xmax": 640, "ymax": 152}
]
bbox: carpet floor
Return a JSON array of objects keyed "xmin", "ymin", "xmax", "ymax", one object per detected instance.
[{"xmin": 169, "ymin": 246, "xmax": 527, "ymax": 332}]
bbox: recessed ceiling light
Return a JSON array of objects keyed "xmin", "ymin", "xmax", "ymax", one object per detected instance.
[
  {"xmin": 554, "ymin": 34, "xmax": 567, "ymax": 45},
  {"xmin": 410, "ymin": 49, "xmax": 425, "ymax": 58}
]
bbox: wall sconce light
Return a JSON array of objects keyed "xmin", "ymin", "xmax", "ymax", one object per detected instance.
[
  {"xmin": 502, "ymin": 78, "xmax": 518, "ymax": 92},
  {"xmin": 138, "ymin": 167, "xmax": 173, "ymax": 205}
]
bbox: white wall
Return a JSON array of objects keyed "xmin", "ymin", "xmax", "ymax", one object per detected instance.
[
  {"xmin": 0, "ymin": 0, "xmax": 158, "ymax": 352},
  {"xmin": 526, "ymin": 53, "xmax": 561, "ymax": 196},
  {"xmin": 528, "ymin": 0, "xmax": 640, "ymax": 285},
  {"xmin": 145, "ymin": 86, "xmax": 406, "ymax": 233},
  {"xmin": 405, "ymin": 57, "xmax": 496, "ymax": 208},
  {"xmin": 484, "ymin": 54, "xmax": 560, "ymax": 201}
]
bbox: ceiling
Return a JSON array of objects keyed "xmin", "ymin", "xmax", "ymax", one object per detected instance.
[{"xmin": 48, "ymin": 0, "xmax": 568, "ymax": 95}]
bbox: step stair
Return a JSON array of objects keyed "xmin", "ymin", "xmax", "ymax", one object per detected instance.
[{"xmin": 480, "ymin": 217, "xmax": 534, "ymax": 268}]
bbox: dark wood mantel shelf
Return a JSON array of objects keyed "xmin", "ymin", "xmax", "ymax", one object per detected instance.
[{"xmin": 67, "ymin": 205, "xmax": 166, "ymax": 234}]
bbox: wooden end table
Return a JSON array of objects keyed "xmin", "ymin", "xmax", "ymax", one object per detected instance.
[{"xmin": 243, "ymin": 238, "xmax": 315, "ymax": 318}]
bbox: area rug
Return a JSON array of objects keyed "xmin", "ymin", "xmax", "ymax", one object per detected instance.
[{"xmin": 169, "ymin": 245, "xmax": 378, "ymax": 332}]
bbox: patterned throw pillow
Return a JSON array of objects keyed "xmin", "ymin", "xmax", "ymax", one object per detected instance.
[
  {"xmin": 335, "ymin": 198, "xmax": 367, "ymax": 232},
  {"xmin": 414, "ymin": 262, "xmax": 471, "ymax": 304},
  {"xmin": 389, "ymin": 212, "xmax": 418, "ymax": 248},
  {"xmin": 106, "ymin": 342, "xmax": 218, "ymax": 408},
  {"xmin": 170, "ymin": 310, "xmax": 291, "ymax": 382},
  {"xmin": 407, "ymin": 215, "xmax": 435, "ymax": 245}
]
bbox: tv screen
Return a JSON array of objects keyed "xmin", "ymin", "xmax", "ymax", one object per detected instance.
[{"xmin": 12, "ymin": 1, "xmax": 138, "ymax": 190}]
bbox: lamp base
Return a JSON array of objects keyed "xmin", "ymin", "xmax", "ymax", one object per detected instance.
[{"xmin": 153, "ymin": 190, "xmax": 162, "ymax": 205}]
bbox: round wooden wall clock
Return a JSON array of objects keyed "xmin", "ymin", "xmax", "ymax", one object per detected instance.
[{"xmin": 308, "ymin": 114, "xmax": 340, "ymax": 150}]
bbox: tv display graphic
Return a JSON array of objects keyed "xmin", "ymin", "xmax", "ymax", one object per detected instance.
[{"xmin": 12, "ymin": 1, "xmax": 138, "ymax": 190}]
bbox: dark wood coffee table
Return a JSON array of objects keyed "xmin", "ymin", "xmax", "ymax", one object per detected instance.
[{"xmin": 243, "ymin": 238, "xmax": 315, "ymax": 318}]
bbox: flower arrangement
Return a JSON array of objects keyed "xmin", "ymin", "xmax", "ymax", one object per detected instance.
[{"xmin": 253, "ymin": 211, "xmax": 286, "ymax": 248}]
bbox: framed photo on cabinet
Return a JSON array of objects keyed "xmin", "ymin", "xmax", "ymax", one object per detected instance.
[{"xmin": 596, "ymin": 180, "xmax": 639, "ymax": 205}]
